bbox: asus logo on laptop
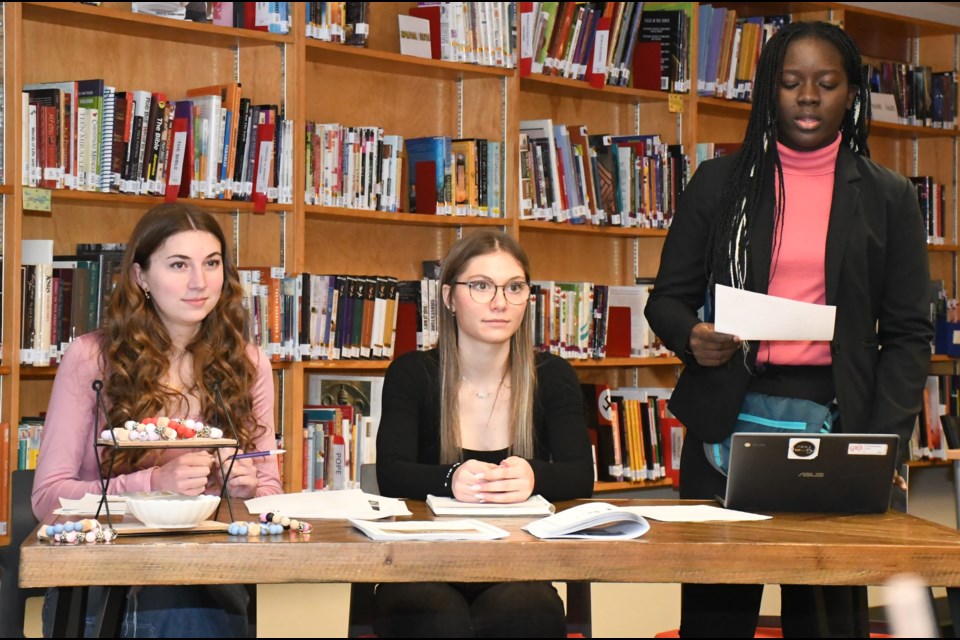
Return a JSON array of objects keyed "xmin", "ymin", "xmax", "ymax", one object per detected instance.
[{"xmin": 798, "ymin": 472, "xmax": 825, "ymax": 478}]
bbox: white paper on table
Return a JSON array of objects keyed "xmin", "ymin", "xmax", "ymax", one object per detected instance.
[
  {"xmin": 55, "ymin": 493, "xmax": 128, "ymax": 515},
  {"xmin": 349, "ymin": 518, "xmax": 510, "ymax": 541},
  {"xmin": 245, "ymin": 488, "xmax": 411, "ymax": 520},
  {"xmin": 714, "ymin": 284, "xmax": 836, "ymax": 341},
  {"xmin": 621, "ymin": 504, "xmax": 771, "ymax": 522}
]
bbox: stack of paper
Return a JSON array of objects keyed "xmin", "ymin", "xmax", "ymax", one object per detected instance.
[{"xmin": 426, "ymin": 494, "xmax": 554, "ymax": 516}]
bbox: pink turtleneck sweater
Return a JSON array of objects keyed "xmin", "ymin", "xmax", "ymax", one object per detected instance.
[{"xmin": 761, "ymin": 134, "xmax": 840, "ymax": 366}]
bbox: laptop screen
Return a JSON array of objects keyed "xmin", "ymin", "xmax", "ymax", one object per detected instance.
[{"xmin": 722, "ymin": 433, "xmax": 899, "ymax": 513}]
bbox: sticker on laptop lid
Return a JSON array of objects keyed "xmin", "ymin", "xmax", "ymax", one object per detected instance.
[
  {"xmin": 787, "ymin": 438, "xmax": 820, "ymax": 459},
  {"xmin": 847, "ymin": 443, "xmax": 889, "ymax": 455}
]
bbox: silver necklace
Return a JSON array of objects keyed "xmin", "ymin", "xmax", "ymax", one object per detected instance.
[{"xmin": 462, "ymin": 372, "xmax": 506, "ymax": 400}]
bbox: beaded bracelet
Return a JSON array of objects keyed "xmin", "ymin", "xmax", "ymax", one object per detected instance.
[
  {"xmin": 100, "ymin": 416, "xmax": 225, "ymax": 443},
  {"xmin": 444, "ymin": 461, "xmax": 463, "ymax": 490},
  {"xmin": 37, "ymin": 519, "xmax": 116, "ymax": 544},
  {"xmin": 228, "ymin": 511, "xmax": 312, "ymax": 537}
]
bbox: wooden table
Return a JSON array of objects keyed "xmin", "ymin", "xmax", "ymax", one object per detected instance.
[{"xmin": 21, "ymin": 499, "xmax": 960, "ymax": 635}]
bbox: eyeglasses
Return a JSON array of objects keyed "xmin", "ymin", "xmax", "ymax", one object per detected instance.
[{"xmin": 455, "ymin": 280, "xmax": 530, "ymax": 305}]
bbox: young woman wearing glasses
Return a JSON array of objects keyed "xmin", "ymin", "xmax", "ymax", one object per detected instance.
[{"xmin": 374, "ymin": 229, "xmax": 594, "ymax": 638}]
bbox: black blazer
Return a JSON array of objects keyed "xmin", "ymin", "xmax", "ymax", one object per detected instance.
[{"xmin": 645, "ymin": 146, "xmax": 933, "ymax": 460}]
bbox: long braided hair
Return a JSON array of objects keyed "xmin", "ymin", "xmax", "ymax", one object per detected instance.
[{"xmin": 705, "ymin": 21, "xmax": 871, "ymax": 290}]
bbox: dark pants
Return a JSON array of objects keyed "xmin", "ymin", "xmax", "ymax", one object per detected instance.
[
  {"xmin": 679, "ymin": 432, "xmax": 866, "ymax": 638},
  {"xmin": 373, "ymin": 581, "xmax": 566, "ymax": 638},
  {"xmin": 42, "ymin": 585, "xmax": 250, "ymax": 638}
]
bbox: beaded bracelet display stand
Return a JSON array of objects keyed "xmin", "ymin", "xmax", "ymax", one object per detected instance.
[
  {"xmin": 99, "ymin": 417, "xmax": 226, "ymax": 443},
  {"xmin": 228, "ymin": 511, "xmax": 313, "ymax": 537},
  {"xmin": 37, "ymin": 519, "xmax": 116, "ymax": 544},
  {"xmin": 91, "ymin": 380, "xmax": 242, "ymax": 523}
]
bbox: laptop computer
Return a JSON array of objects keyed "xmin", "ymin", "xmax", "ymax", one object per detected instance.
[{"xmin": 720, "ymin": 433, "xmax": 899, "ymax": 513}]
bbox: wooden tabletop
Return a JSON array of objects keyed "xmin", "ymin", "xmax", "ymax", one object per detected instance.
[{"xmin": 20, "ymin": 499, "xmax": 960, "ymax": 588}]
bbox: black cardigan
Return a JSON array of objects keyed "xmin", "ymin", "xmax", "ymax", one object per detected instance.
[{"xmin": 376, "ymin": 349, "xmax": 595, "ymax": 501}]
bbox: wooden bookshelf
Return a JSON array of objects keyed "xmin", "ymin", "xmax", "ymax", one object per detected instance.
[
  {"xmin": 305, "ymin": 205, "xmax": 509, "ymax": 228},
  {"xmin": 5, "ymin": 2, "xmax": 960, "ymax": 544},
  {"xmin": 907, "ymin": 458, "xmax": 952, "ymax": 468}
]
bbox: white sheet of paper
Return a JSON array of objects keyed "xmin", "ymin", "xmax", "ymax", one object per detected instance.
[
  {"xmin": 350, "ymin": 518, "xmax": 510, "ymax": 541},
  {"xmin": 55, "ymin": 493, "xmax": 128, "ymax": 515},
  {"xmin": 714, "ymin": 284, "xmax": 836, "ymax": 341},
  {"xmin": 245, "ymin": 489, "xmax": 411, "ymax": 520},
  {"xmin": 621, "ymin": 504, "xmax": 771, "ymax": 522}
]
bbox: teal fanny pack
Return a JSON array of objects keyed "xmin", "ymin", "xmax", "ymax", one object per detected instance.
[{"xmin": 706, "ymin": 391, "xmax": 837, "ymax": 476}]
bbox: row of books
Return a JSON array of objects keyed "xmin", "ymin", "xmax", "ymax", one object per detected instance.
[
  {"xmin": 696, "ymin": 5, "xmax": 788, "ymax": 101},
  {"xmin": 19, "ymin": 252, "xmax": 671, "ymax": 366},
  {"xmin": 406, "ymin": 2, "xmax": 517, "ymax": 69},
  {"xmin": 19, "ymin": 240, "xmax": 125, "ymax": 367},
  {"xmin": 241, "ymin": 269, "xmax": 673, "ymax": 364},
  {"xmin": 406, "ymin": 136, "xmax": 505, "ymax": 217},
  {"xmin": 16, "ymin": 417, "xmax": 44, "ymax": 471},
  {"xmin": 522, "ymin": 2, "xmax": 691, "ymax": 93},
  {"xmin": 582, "ymin": 384, "xmax": 683, "ymax": 485},
  {"xmin": 210, "ymin": 2, "xmax": 292, "ymax": 34},
  {"xmin": 519, "ymin": 119, "xmax": 689, "ymax": 227},
  {"xmin": 240, "ymin": 271, "xmax": 412, "ymax": 363},
  {"xmin": 693, "ymin": 141, "xmax": 741, "ymax": 167},
  {"xmin": 21, "ymin": 80, "xmax": 293, "ymax": 205},
  {"xmin": 305, "ymin": 124, "xmax": 403, "ymax": 211},
  {"xmin": 865, "ymin": 63, "xmax": 958, "ymax": 129},
  {"xmin": 909, "ymin": 176, "xmax": 948, "ymax": 245},
  {"xmin": 303, "ymin": 404, "xmax": 376, "ymax": 491},
  {"xmin": 306, "ymin": 2, "xmax": 370, "ymax": 46},
  {"xmin": 913, "ymin": 374, "xmax": 956, "ymax": 461},
  {"xmin": 530, "ymin": 281, "xmax": 667, "ymax": 360}
]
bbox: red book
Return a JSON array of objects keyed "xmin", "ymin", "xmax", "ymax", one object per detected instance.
[
  {"xmin": 518, "ymin": 2, "xmax": 535, "ymax": 76},
  {"xmin": 393, "ymin": 301, "xmax": 419, "ymax": 357},
  {"xmin": 414, "ymin": 161, "xmax": 438, "ymax": 214},
  {"xmin": 40, "ymin": 105, "xmax": 58, "ymax": 189},
  {"xmin": 633, "ymin": 41, "xmax": 664, "ymax": 91},
  {"xmin": 245, "ymin": 2, "xmax": 270, "ymax": 31},
  {"xmin": 586, "ymin": 17, "xmax": 612, "ymax": 88},
  {"xmin": 657, "ymin": 398, "xmax": 684, "ymax": 488},
  {"xmin": 409, "ymin": 6, "xmax": 441, "ymax": 60},
  {"xmin": 251, "ymin": 122, "xmax": 276, "ymax": 213},
  {"xmin": 605, "ymin": 306, "xmax": 632, "ymax": 357},
  {"xmin": 165, "ymin": 101, "xmax": 193, "ymax": 202}
]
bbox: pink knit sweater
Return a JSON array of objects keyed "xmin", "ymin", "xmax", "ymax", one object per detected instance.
[
  {"xmin": 761, "ymin": 134, "xmax": 840, "ymax": 366},
  {"xmin": 32, "ymin": 332, "xmax": 282, "ymax": 519}
]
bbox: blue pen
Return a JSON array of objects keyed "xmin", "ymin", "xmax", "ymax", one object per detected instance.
[{"xmin": 231, "ymin": 449, "xmax": 285, "ymax": 460}]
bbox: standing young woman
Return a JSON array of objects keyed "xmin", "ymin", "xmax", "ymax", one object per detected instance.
[
  {"xmin": 645, "ymin": 21, "xmax": 933, "ymax": 637},
  {"xmin": 33, "ymin": 203, "xmax": 281, "ymax": 637},
  {"xmin": 375, "ymin": 230, "xmax": 594, "ymax": 637}
]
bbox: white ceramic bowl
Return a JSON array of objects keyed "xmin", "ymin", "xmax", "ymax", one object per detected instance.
[{"xmin": 125, "ymin": 493, "xmax": 221, "ymax": 529}]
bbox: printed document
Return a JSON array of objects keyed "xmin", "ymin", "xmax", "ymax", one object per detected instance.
[{"xmin": 714, "ymin": 284, "xmax": 836, "ymax": 341}]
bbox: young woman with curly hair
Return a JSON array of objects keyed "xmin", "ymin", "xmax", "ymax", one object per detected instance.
[{"xmin": 33, "ymin": 203, "xmax": 280, "ymax": 637}]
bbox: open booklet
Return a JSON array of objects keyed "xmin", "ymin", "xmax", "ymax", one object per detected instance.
[
  {"xmin": 523, "ymin": 502, "xmax": 650, "ymax": 540},
  {"xmin": 426, "ymin": 494, "xmax": 555, "ymax": 516},
  {"xmin": 349, "ymin": 518, "xmax": 510, "ymax": 541}
]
